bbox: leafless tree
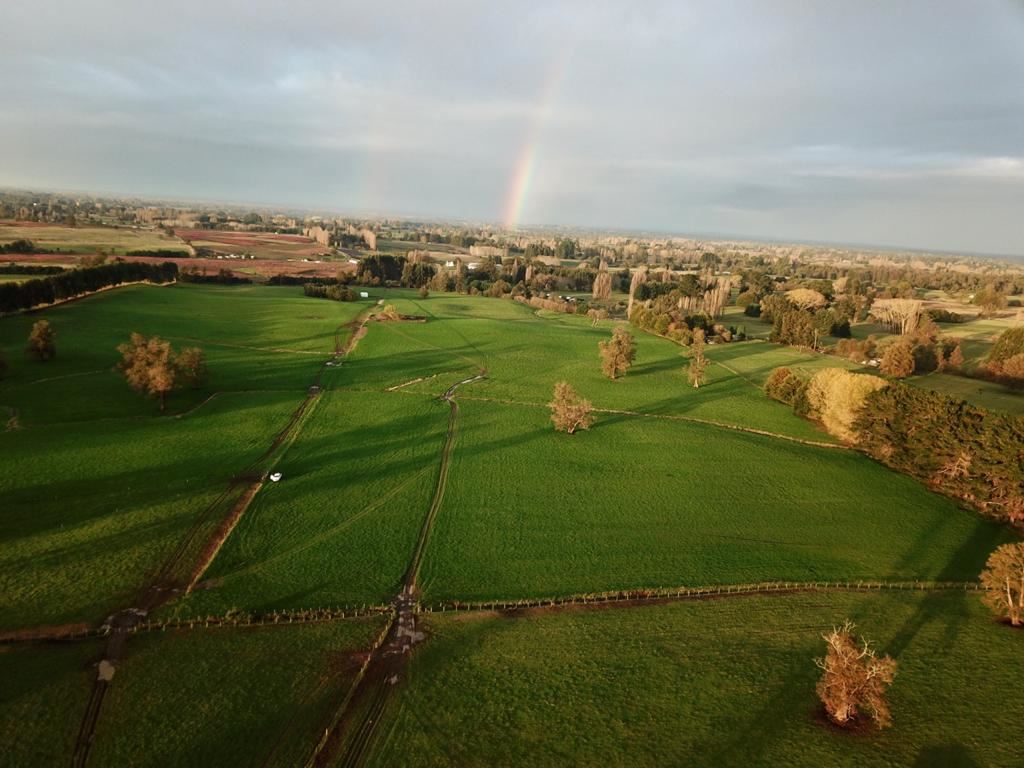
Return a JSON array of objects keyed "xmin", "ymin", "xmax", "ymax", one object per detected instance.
[{"xmin": 815, "ymin": 621, "xmax": 897, "ymax": 729}]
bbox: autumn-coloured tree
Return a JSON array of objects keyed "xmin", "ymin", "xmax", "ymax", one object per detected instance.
[
  {"xmin": 418, "ymin": 285, "xmax": 430, "ymax": 299},
  {"xmin": 549, "ymin": 381, "xmax": 593, "ymax": 434},
  {"xmin": 973, "ymin": 285, "xmax": 1007, "ymax": 317},
  {"xmin": 687, "ymin": 328, "xmax": 708, "ymax": 389},
  {"xmin": 947, "ymin": 343, "xmax": 965, "ymax": 371},
  {"xmin": 586, "ymin": 308, "xmax": 609, "ymax": 326},
  {"xmin": 815, "ymin": 621, "xmax": 897, "ymax": 729},
  {"xmin": 805, "ymin": 368, "xmax": 887, "ymax": 442},
  {"xmin": 592, "ymin": 270, "xmax": 612, "ymax": 300},
  {"xmin": 785, "ymin": 288, "xmax": 827, "ymax": 311},
  {"xmin": 117, "ymin": 333, "xmax": 178, "ymax": 411},
  {"xmin": 980, "ymin": 543, "xmax": 1024, "ymax": 627},
  {"xmin": 378, "ymin": 304, "xmax": 400, "ymax": 321},
  {"xmin": 27, "ymin": 319, "xmax": 56, "ymax": 361},
  {"xmin": 175, "ymin": 347, "xmax": 208, "ymax": 389},
  {"xmin": 599, "ymin": 327, "xmax": 636, "ymax": 380},
  {"xmin": 879, "ymin": 339, "xmax": 915, "ymax": 378}
]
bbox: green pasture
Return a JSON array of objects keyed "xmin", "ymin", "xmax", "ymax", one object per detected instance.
[
  {"xmin": 0, "ymin": 284, "xmax": 373, "ymax": 629},
  {"xmin": 170, "ymin": 390, "xmax": 450, "ymax": 618},
  {"xmin": 89, "ymin": 619, "xmax": 385, "ymax": 767},
  {"xmin": 0, "ymin": 640, "xmax": 101, "ymax": 767},
  {"xmin": 419, "ymin": 399, "xmax": 1011, "ymax": 602},
  {"xmin": 341, "ymin": 292, "xmax": 832, "ymax": 442},
  {"xmin": 368, "ymin": 592, "xmax": 1023, "ymax": 768}
]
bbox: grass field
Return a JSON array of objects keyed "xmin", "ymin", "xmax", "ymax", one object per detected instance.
[
  {"xmin": 342, "ymin": 292, "xmax": 834, "ymax": 443},
  {"xmin": 89, "ymin": 619, "xmax": 385, "ymax": 767},
  {"xmin": 418, "ymin": 399, "xmax": 1011, "ymax": 602},
  {"xmin": 170, "ymin": 390, "xmax": 451, "ymax": 617},
  {"xmin": 0, "ymin": 640, "xmax": 101, "ymax": 766},
  {"xmin": 2, "ymin": 283, "xmax": 1020, "ymax": 765},
  {"xmin": 368, "ymin": 592, "xmax": 1023, "ymax": 768},
  {"xmin": 0, "ymin": 223, "xmax": 186, "ymax": 255},
  {"xmin": 0, "ymin": 284, "xmax": 376, "ymax": 628}
]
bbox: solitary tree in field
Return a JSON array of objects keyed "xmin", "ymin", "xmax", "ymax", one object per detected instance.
[
  {"xmin": 980, "ymin": 542, "xmax": 1024, "ymax": 627},
  {"xmin": 879, "ymin": 340, "xmax": 915, "ymax": 378},
  {"xmin": 816, "ymin": 621, "xmax": 897, "ymax": 729},
  {"xmin": 418, "ymin": 285, "xmax": 430, "ymax": 299},
  {"xmin": 687, "ymin": 328, "xmax": 708, "ymax": 389},
  {"xmin": 599, "ymin": 327, "xmax": 636, "ymax": 380},
  {"xmin": 27, "ymin": 319, "xmax": 56, "ymax": 361},
  {"xmin": 117, "ymin": 333, "xmax": 179, "ymax": 411},
  {"xmin": 175, "ymin": 347, "xmax": 208, "ymax": 389},
  {"xmin": 549, "ymin": 381, "xmax": 593, "ymax": 434}
]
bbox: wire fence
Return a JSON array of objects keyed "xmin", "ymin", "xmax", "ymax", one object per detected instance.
[{"xmin": 419, "ymin": 580, "xmax": 985, "ymax": 614}]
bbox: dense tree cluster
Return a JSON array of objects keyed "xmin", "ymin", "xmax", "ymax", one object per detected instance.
[
  {"xmin": 0, "ymin": 261, "xmax": 177, "ymax": 313},
  {"xmin": 854, "ymin": 384, "xmax": 1024, "ymax": 525},
  {"xmin": 0, "ymin": 262, "xmax": 64, "ymax": 275},
  {"xmin": 303, "ymin": 283, "xmax": 356, "ymax": 301},
  {"xmin": 178, "ymin": 266, "xmax": 251, "ymax": 284}
]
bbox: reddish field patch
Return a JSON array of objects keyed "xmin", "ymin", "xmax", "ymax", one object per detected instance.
[{"xmin": 8, "ymin": 253, "xmax": 354, "ymax": 279}]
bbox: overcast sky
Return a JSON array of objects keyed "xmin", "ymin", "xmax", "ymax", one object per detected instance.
[{"xmin": 2, "ymin": 1, "xmax": 1023, "ymax": 254}]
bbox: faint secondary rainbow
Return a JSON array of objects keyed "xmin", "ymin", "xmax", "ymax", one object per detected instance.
[{"xmin": 502, "ymin": 51, "xmax": 570, "ymax": 230}]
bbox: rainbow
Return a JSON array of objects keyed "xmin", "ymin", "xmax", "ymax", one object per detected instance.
[{"xmin": 502, "ymin": 51, "xmax": 570, "ymax": 230}]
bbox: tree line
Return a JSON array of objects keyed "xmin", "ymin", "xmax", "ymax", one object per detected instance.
[{"xmin": 0, "ymin": 260, "xmax": 178, "ymax": 313}]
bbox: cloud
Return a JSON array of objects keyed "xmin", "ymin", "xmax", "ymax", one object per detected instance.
[{"xmin": 1, "ymin": 0, "xmax": 1023, "ymax": 253}]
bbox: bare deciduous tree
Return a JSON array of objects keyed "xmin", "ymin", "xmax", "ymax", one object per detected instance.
[
  {"xmin": 980, "ymin": 542, "xmax": 1024, "ymax": 627},
  {"xmin": 815, "ymin": 621, "xmax": 897, "ymax": 729},
  {"xmin": 872, "ymin": 299, "xmax": 923, "ymax": 335},
  {"xmin": 592, "ymin": 270, "xmax": 612, "ymax": 300},
  {"xmin": 27, "ymin": 319, "xmax": 56, "ymax": 361},
  {"xmin": 548, "ymin": 381, "xmax": 593, "ymax": 434},
  {"xmin": 687, "ymin": 328, "xmax": 708, "ymax": 388},
  {"xmin": 599, "ymin": 326, "xmax": 636, "ymax": 380}
]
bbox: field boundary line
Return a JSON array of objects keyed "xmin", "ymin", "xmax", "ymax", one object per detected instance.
[
  {"xmin": 454, "ymin": 394, "xmax": 845, "ymax": 450},
  {"xmin": 420, "ymin": 580, "xmax": 985, "ymax": 614},
  {"xmin": 0, "ymin": 579, "xmax": 985, "ymax": 644}
]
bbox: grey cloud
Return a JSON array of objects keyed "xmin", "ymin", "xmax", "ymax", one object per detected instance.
[{"xmin": 1, "ymin": 0, "xmax": 1023, "ymax": 254}]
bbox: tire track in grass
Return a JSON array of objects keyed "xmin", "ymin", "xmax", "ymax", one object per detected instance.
[
  {"xmin": 307, "ymin": 372, "xmax": 485, "ymax": 768},
  {"xmin": 70, "ymin": 307, "xmax": 377, "ymax": 767}
]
